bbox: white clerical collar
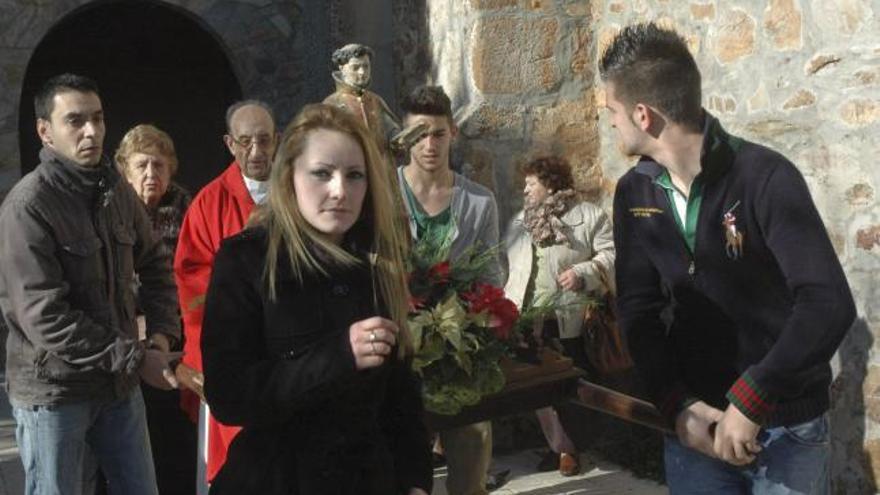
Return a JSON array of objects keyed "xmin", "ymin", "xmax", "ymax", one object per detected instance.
[{"xmin": 242, "ymin": 174, "xmax": 269, "ymax": 205}]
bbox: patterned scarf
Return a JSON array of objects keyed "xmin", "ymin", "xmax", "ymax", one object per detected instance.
[{"xmin": 523, "ymin": 188, "xmax": 577, "ymax": 248}]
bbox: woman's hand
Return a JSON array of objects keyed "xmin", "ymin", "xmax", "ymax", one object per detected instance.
[
  {"xmin": 349, "ymin": 316, "xmax": 398, "ymax": 370},
  {"xmin": 174, "ymin": 362, "xmax": 205, "ymax": 401},
  {"xmin": 556, "ymin": 268, "xmax": 584, "ymax": 292}
]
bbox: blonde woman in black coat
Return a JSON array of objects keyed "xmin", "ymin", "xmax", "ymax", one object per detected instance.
[{"xmin": 201, "ymin": 104, "xmax": 432, "ymax": 494}]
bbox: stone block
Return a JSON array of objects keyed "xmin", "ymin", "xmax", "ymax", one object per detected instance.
[
  {"xmin": 470, "ymin": 0, "xmax": 518, "ymax": 9},
  {"xmin": 863, "ymin": 439, "xmax": 880, "ymax": 489},
  {"xmin": 472, "ymin": 16, "xmax": 560, "ymax": 94},
  {"xmin": 853, "ymin": 67, "xmax": 880, "ymax": 87},
  {"xmin": 596, "ymin": 26, "xmax": 620, "ymax": 59},
  {"xmin": 684, "ymin": 33, "xmax": 702, "ymax": 56},
  {"xmin": 528, "ymin": 95, "xmax": 601, "ymax": 198},
  {"xmin": 530, "ymin": 94, "xmax": 597, "ymax": 145},
  {"xmin": 572, "ymin": 158, "xmax": 606, "ymax": 203},
  {"xmin": 844, "ymin": 183, "xmax": 874, "ymax": 207},
  {"xmin": 744, "ymin": 119, "xmax": 807, "ymax": 137},
  {"xmin": 525, "ymin": 0, "xmax": 556, "ymax": 12},
  {"xmin": 805, "ymin": 54, "xmax": 842, "ymax": 75},
  {"xmin": 589, "ymin": 1, "xmax": 603, "ymax": 23},
  {"xmin": 563, "ymin": 1, "xmax": 590, "ymax": 17},
  {"xmin": 856, "ymin": 225, "xmax": 880, "ymax": 251},
  {"xmin": 708, "ymin": 94, "xmax": 737, "ymax": 114},
  {"xmin": 608, "ymin": 2, "xmax": 625, "ymax": 14},
  {"xmin": 839, "ymin": 99, "xmax": 880, "ymax": 126},
  {"xmin": 569, "ymin": 25, "xmax": 591, "ymax": 76},
  {"xmin": 631, "ymin": 0, "xmax": 649, "ymax": 14},
  {"xmin": 0, "ymin": 4, "xmax": 55, "ymax": 48},
  {"xmin": 764, "ymin": 0, "xmax": 803, "ymax": 50},
  {"xmin": 458, "ymin": 103, "xmax": 526, "ymax": 139},
  {"xmin": 690, "ymin": 2, "xmax": 716, "ymax": 21},
  {"xmin": 782, "ymin": 89, "xmax": 816, "ymax": 109},
  {"xmin": 810, "ymin": 0, "xmax": 871, "ymax": 35},
  {"xmin": 711, "ymin": 9, "xmax": 756, "ymax": 64},
  {"xmin": 748, "ymin": 82, "xmax": 770, "ymax": 113},
  {"xmin": 460, "ymin": 142, "xmax": 497, "ymax": 192},
  {"xmin": 863, "ymin": 365, "xmax": 880, "ymax": 423}
]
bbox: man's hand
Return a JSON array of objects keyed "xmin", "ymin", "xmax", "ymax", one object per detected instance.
[
  {"xmin": 146, "ymin": 333, "xmax": 171, "ymax": 353},
  {"xmin": 713, "ymin": 403, "xmax": 762, "ymax": 465},
  {"xmin": 675, "ymin": 401, "xmax": 724, "ymax": 458},
  {"xmin": 174, "ymin": 363, "xmax": 205, "ymax": 402},
  {"xmin": 139, "ymin": 349, "xmax": 183, "ymax": 390},
  {"xmin": 556, "ymin": 268, "xmax": 584, "ymax": 292}
]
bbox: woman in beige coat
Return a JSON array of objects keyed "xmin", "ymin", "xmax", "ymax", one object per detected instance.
[{"xmin": 503, "ymin": 156, "xmax": 615, "ymax": 476}]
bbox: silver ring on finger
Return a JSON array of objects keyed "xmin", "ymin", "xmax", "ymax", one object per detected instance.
[{"xmin": 369, "ymin": 330, "xmax": 378, "ymax": 343}]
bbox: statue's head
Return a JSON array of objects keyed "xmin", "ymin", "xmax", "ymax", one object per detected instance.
[{"xmin": 332, "ymin": 43, "xmax": 374, "ymax": 89}]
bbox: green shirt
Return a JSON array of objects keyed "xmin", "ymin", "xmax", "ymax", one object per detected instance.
[
  {"xmin": 402, "ymin": 176, "xmax": 453, "ymax": 242},
  {"xmin": 655, "ymin": 170, "xmax": 703, "ymax": 254}
]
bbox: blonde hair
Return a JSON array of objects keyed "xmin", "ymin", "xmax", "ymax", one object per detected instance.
[
  {"xmin": 253, "ymin": 104, "xmax": 412, "ymax": 355},
  {"xmin": 115, "ymin": 124, "xmax": 179, "ymax": 176}
]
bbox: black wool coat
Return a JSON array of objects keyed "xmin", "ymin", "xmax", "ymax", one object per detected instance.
[{"xmin": 201, "ymin": 227, "xmax": 432, "ymax": 494}]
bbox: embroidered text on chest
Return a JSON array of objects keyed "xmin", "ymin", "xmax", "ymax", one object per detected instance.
[{"xmin": 629, "ymin": 207, "xmax": 664, "ymax": 218}]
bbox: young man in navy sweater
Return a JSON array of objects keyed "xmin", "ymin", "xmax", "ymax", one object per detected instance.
[{"xmin": 601, "ymin": 23, "xmax": 855, "ymax": 494}]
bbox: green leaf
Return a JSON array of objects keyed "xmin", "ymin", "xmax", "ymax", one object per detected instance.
[{"xmin": 453, "ymin": 350, "xmax": 473, "ymax": 375}]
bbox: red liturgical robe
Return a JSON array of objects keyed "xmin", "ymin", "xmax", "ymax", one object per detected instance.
[{"xmin": 174, "ymin": 162, "xmax": 254, "ymax": 482}]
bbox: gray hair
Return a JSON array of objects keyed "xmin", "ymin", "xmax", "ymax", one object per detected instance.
[
  {"xmin": 331, "ymin": 43, "xmax": 374, "ymax": 68},
  {"xmin": 225, "ymin": 100, "xmax": 276, "ymax": 133}
]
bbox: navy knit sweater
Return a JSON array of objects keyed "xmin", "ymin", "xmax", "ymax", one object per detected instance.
[{"xmin": 612, "ymin": 113, "xmax": 856, "ymax": 427}]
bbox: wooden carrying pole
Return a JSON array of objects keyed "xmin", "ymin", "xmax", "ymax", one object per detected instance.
[{"xmin": 573, "ymin": 379, "xmax": 674, "ymax": 434}]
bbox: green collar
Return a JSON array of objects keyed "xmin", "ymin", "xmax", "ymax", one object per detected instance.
[{"xmin": 655, "ymin": 168, "xmax": 703, "ymax": 255}]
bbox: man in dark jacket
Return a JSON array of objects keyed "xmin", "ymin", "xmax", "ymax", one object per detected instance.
[
  {"xmin": 600, "ymin": 23, "xmax": 855, "ymax": 494},
  {"xmin": 0, "ymin": 73, "xmax": 181, "ymax": 495}
]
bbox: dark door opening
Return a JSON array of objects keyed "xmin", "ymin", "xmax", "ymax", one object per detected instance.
[{"xmin": 18, "ymin": 0, "xmax": 243, "ymax": 194}]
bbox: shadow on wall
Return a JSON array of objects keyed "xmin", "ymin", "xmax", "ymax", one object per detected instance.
[
  {"xmin": 391, "ymin": 0, "xmax": 431, "ymax": 100},
  {"xmin": 830, "ymin": 318, "xmax": 876, "ymax": 494}
]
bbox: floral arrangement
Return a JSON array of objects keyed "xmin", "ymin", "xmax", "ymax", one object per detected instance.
[{"xmin": 407, "ymin": 233, "xmax": 521, "ymax": 415}]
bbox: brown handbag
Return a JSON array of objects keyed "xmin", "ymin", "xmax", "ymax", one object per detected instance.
[{"xmin": 582, "ymin": 266, "xmax": 633, "ymax": 374}]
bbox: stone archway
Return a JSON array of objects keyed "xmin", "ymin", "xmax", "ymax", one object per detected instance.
[{"xmin": 17, "ymin": 0, "xmax": 243, "ymax": 193}]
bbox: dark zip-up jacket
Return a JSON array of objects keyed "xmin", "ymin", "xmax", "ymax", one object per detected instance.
[
  {"xmin": 613, "ymin": 113, "xmax": 855, "ymax": 427},
  {"xmin": 0, "ymin": 147, "xmax": 180, "ymax": 406}
]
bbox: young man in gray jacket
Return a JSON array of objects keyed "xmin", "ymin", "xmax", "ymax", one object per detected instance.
[
  {"xmin": 397, "ymin": 85, "xmax": 502, "ymax": 495},
  {"xmin": 0, "ymin": 73, "xmax": 181, "ymax": 495}
]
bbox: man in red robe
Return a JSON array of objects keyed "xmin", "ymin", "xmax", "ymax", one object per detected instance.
[{"xmin": 173, "ymin": 100, "xmax": 277, "ymax": 490}]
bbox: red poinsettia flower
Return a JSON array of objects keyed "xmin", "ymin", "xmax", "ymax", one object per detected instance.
[
  {"xmin": 427, "ymin": 261, "xmax": 451, "ymax": 284},
  {"xmin": 462, "ymin": 283, "xmax": 520, "ymax": 340}
]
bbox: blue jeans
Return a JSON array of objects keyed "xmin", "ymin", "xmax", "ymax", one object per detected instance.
[
  {"xmin": 13, "ymin": 387, "xmax": 158, "ymax": 495},
  {"xmin": 665, "ymin": 414, "xmax": 829, "ymax": 495}
]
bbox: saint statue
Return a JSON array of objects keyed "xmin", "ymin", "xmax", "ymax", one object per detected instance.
[{"xmin": 324, "ymin": 44, "xmax": 401, "ymax": 153}]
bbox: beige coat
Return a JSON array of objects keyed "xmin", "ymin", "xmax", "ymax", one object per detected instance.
[{"xmin": 503, "ymin": 201, "xmax": 615, "ymax": 339}]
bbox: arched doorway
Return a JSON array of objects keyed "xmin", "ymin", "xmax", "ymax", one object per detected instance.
[{"xmin": 18, "ymin": 0, "xmax": 243, "ymax": 193}]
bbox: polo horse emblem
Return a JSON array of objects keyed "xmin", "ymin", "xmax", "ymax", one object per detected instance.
[{"xmin": 723, "ymin": 212, "xmax": 744, "ymax": 259}]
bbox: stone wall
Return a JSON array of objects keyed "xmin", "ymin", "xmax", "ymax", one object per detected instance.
[
  {"xmin": 405, "ymin": 0, "xmax": 601, "ymax": 224},
  {"xmin": 407, "ymin": 0, "xmax": 879, "ymax": 491},
  {"xmin": 0, "ymin": 0, "xmax": 331, "ymax": 198}
]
